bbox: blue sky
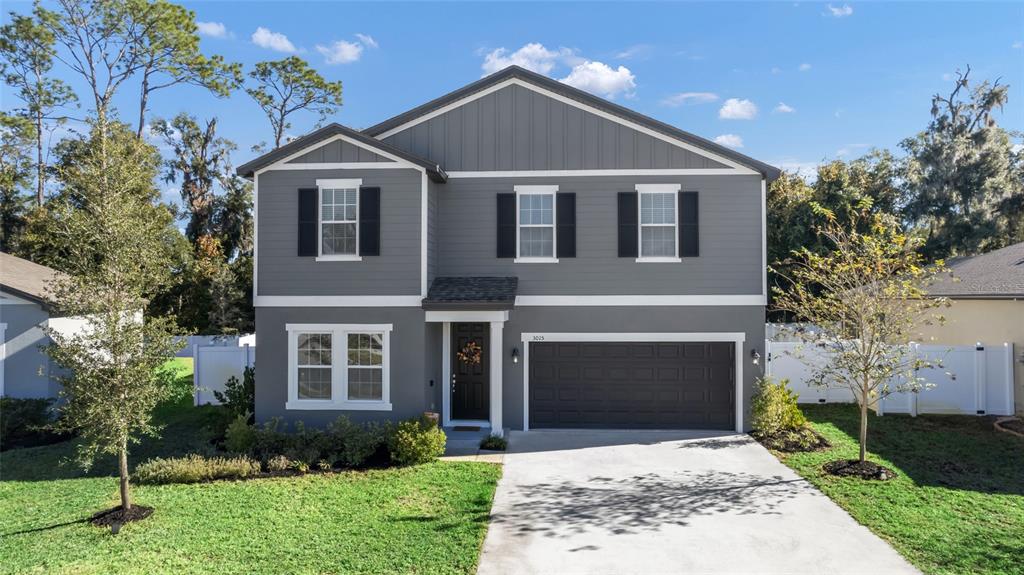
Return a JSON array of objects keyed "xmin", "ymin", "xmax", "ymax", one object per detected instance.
[{"xmin": 5, "ymin": 1, "xmax": 1024, "ymax": 181}]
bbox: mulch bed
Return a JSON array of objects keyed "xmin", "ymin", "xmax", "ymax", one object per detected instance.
[
  {"xmin": 755, "ymin": 427, "xmax": 831, "ymax": 453},
  {"xmin": 823, "ymin": 459, "xmax": 897, "ymax": 481},
  {"xmin": 91, "ymin": 505, "xmax": 154, "ymax": 529},
  {"xmin": 994, "ymin": 417, "xmax": 1024, "ymax": 438}
]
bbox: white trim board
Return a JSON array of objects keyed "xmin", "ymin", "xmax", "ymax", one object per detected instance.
[
  {"xmin": 515, "ymin": 295, "xmax": 766, "ymax": 306},
  {"xmin": 375, "ymin": 77, "xmax": 760, "ymax": 175},
  {"xmin": 255, "ymin": 295, "xmax": 423, "ymax": 307},
  {"xmin": 258, "ymin": 133, "xmax": 424, "ymax": 174},
  {"xmin": 447, "ymin": 169, "xmax": 753, "ymax": 178},
  {"xmin": 425, "ymin": 310, "xmax": 509, "ymax": 323},
  {"xmin": 519, "ymin": 331, "xmax": 747, "ymax": 433}
]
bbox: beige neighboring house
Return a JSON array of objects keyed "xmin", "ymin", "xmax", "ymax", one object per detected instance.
[{"xmin": 917, "ymin": 241, "xmax": 1024, "ymax": 415}]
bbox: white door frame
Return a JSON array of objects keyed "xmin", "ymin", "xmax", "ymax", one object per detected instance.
[
  {"xmin": 427, "ymin": 311, "xmax": 508, "ymax": 434},
  {"xmin": 520, "ymin": 332, "xmax": 748, "ymax": 433}
]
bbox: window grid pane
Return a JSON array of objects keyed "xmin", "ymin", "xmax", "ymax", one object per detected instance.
[
  {"xmin": 641, "ymin": 193, "xmax": 675, "ymax": 224},
  {"xmin": 297, "ymin": 332, "xmax": 332, "ymax": 400},
  {"xmin": 347, "ymin": 332, "xmax": 384, "ymax": 401},
  {"xmin": 518, "ymin": 193, "xmax": 554, "ymax": 257},
  {"xmin": 641, "ymin": 226, "xmax": 676, "ymax": 257},
  {"xmin": 322, "ymin": 187, "xmax": 358, "ymax": 255}
]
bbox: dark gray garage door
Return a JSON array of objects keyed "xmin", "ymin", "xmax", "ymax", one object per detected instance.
[{"xmin": 529, "ymin": 341, "xmax": 735, "ymax": 430}]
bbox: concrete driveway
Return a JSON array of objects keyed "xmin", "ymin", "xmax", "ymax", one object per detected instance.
[{"xmin": 478, "ymin": 430, "xmax": 918, "ymax": 575}]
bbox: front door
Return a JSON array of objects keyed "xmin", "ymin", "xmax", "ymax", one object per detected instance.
[{"xmin": 451, "ymin": 322, "xmax": 489, "ymax": 421}]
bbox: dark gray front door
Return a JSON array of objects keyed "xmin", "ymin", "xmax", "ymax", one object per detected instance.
[
  {"xmin": 452, "ymin": 323, "xmax": 489, "ymax": 421},
  {"xmin": 529, "ymin": 341, "xmax": 735, "ymax": 430}
]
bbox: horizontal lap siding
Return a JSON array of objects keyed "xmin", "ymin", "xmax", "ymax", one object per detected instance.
[
  {"xmin": 257, "ymin": 168, "xmax": 421, "ymax": 296},
  {"xmin": 382, "ymin": 84, "xmax": 729, "ymax": 171},
  {"xmin": 437, "ymin": 175, "xmax": 763, "ymax": 295}
]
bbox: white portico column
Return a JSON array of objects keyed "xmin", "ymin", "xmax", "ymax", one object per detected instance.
[{"xmin": 489, "ymin": 321, "xmax": 504, "ymax": 436}]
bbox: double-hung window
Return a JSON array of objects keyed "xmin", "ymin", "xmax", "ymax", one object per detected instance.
[
  {"xmin": 317, "ymin": 178, "xmax": 361, "ymax": 261},
  {"xmin": 515, "ymin": 185, "xmax": 558, "ymax": 262},
  {"xmin": 637, "ymin": 183, "xmax": 680, "ymax": 262},
  {"xmin": 287, "ymin": 323, "xmax": 392, "ymax": 410}
]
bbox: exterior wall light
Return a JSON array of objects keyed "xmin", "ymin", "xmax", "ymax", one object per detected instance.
[
  {"xmin": 750, "ymin": 349, "xmax": 761, "ymax": 366},
  {"xmin": 511, "ymin": 347, "xmax": 519, "ymax": 364}
]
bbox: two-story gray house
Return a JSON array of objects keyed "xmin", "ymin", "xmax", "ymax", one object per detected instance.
[{"xmin": 238, "ymin": 65, "xmax": 780, "ymax": 436}]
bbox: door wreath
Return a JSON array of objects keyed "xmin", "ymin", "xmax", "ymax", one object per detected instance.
[{"xmin": 457, "ymin": 341, "xmax": 482, "ymax": 365}]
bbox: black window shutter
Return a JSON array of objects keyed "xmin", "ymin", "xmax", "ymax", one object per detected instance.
[
  {"xmin": 556, "ymin": 192, "xmax": 576, "ymax": 258},
  {"xmin": 617, "ymin": 191, "xmax": 638, "ymax": 258},
  {"xmin": 297, "ymin": 188, "xmax": 318, "ymax": 257},
  {"xmin": 358, "ymin": 186, "xmax": 381, "ymax": 256},
  {"xmin": 679, "ymin": 191, "xmax": 699, "ymax": 257},
  {"xmin": 496, "ymin": 193, "xmax": 516, "ymax": 258}
]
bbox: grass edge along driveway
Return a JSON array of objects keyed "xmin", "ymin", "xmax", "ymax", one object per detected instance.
[{"xmin": 772, "ymin": 405, "xmax": 1023, "ymax": 575}]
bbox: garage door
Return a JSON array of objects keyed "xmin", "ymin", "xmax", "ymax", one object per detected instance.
[{"xmin": 529, "ymin": 341, "xmax": 735, "ymax": 430}]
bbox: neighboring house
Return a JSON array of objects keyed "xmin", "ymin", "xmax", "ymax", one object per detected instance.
[
  {"xmin": 0, "ymin": 252, "xmax": 74, "ymax": 398},
  {"xmin": 916, "ymin": 241, "xmax": 1024, "ymax": 414},
  {"xmin": 237, "ymin": 65, "xmax": 780, "ymax": 434}
]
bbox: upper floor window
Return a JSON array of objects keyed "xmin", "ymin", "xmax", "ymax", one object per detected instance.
[
  {"xmin": 637, "ymin": 184, "xmax": 681, "ymax": 262},
  {"xmin": 317, "ymin": 178, "xmax": 362, "ymax": 260},
  {"xmin": 515, "ymin": 185, "xmax": 558, "ymax": 263}
]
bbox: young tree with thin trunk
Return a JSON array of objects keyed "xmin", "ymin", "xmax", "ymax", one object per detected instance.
[
  {"xmin": 773, "ymin": 204, "xmax": 950, "ymax": 463},
  {"xmin": 246, "ymin": 56, "xmax": 343, "ymax": 148},
  {"xmin": 0, "ymin": 8, "xmax": 77, "ymax": 205},
  {"xmin": 42, "ymin": 120, "xmax": 183, "ymax": 514}
]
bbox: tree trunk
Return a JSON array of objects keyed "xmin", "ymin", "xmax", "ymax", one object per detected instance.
[
  {"xmin": 137, "ymin": 80, "xmax": 149, "ymax": 139},
  {"xmin": 859, "ymin": 395, "xmax": 868, "ymax": 463},
  {"xmin": 118, "ymin": 443, "xmax": 132, "ymax": 511},
  {"xmin": 35, "ymin": 108, "xmax": 44, "ymax": 206}
]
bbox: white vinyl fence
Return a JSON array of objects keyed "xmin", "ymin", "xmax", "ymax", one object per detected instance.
[
  {"xmin": 193, "ymin": 343, "xmax": 255, "ymax": 406},
  {"xmin": 175, "ymin": 335, "xmax": 249, "ymax": 357},
  {"xmin": 765, "ymin": 341, "xmax": 1016, "ymax": 416}
]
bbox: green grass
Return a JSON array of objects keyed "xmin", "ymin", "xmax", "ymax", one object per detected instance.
[
  {"xmin": 775, "ymin": 405, "xmax": 1024, "ymax": 575},
  {"xmin": 0, "ymin": 358, "xmax": 501, "ymax": 574}
]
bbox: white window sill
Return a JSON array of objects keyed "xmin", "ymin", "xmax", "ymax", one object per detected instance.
[
  {"xmin": 316, "ymin": 254, "xmax": 362, "ymax": 262},
  {"xmin": 286, "ymin": 400, "xmax": 392, "ymax": 411},
  {"xmin": 514, "ymin": 257, "xmax": 559, "ymax": 264},
  {"xmin": 635, "ymin": 257, "xmax": 682, "ymax": 263}
]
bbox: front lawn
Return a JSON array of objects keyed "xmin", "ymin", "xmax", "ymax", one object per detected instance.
[
  {"xmin": 0, "ymin": 358, "xmax": 501, "ymax": 574},
  {"xmin": 775, "ymin": 405, "xmax": 1024, "ymax": 575}
]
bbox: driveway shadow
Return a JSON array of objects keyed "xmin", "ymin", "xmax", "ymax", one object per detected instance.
[{"xmin": 492, "ymin": 470, "xmax": 811, "ymax": 538}]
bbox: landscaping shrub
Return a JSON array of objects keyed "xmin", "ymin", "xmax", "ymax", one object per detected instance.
[
  {"xmin": 265, "ymin": 454, "xmax": 291, "ymax": 472},
  {"xmin": 214, "ymin": 366, "xmax": 255, "ymax": 420},
  {"xmin": 389, "ymin": 416, "xmax": 446, "ymax": 465},
  {"xmin": 135, "ymin": 454, "xmax": 261, "ymax": 484},
  {"xmin": 479, "ymin": 435, "xmax": 508, "ymax": 451},
  {"xmin": 0, "ymin": 398, "xmax": 67, "ymax": 451},
  {"xmin": 224, "ymin": 414, "xmax": 256, "ymax": 454},
  {"xmin": 327, "ymin": 416, "xmax": 389, "ymax": 467},
  {"xmin": 751, "ymin": 376, "xmax": 807, "ymax": 437}
]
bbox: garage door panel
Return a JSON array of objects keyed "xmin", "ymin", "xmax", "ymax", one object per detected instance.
[{"xmin": 529, "ymin": 341, "xmax": 735, "ymax": 430}]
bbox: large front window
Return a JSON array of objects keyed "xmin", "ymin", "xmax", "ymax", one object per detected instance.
[
  {"xmin": 638, "ymin": 184, "xmax": 680, "ymax": 260},
  {"xmin": 515, "ymin": 185, "xmax": 558, "ymax": 262},
  {"xmin": 287, "ymin": 323, "xmax": 392, "ymax": 410}
]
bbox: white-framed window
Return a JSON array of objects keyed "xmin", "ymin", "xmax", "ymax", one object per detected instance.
[
  {"xmin": 286, "ymin": 323, "xmax": 392, "ymax": 410},
  {"xmin": 514, "ymin": 185, "xmax": 558, "ymax": 263},
  {"xmin": 317, "ymin": 178, "xmax": 362, "ymax": 261},
  {"xmin": 637, "ymin": 183, "xmax": 681, "ymax": 262}
]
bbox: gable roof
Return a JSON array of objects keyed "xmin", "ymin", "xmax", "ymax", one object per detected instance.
[
  {"xmin": 236, "ymin": 123, "xmax": 448, "ymax": 182},
  {"xmin": 0, "ymin": 252, "xmax": 66, "ymax": 307},
  {"xmin": 364, "ymin": 65, "xmax": 781, "ymax": 180},
  {"xmin": 928, "ymin": 242, "xmax": 1024, "ymax": 299}
]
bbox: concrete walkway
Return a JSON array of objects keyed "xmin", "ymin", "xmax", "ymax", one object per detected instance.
[{"xmin": 478, "ymin": 430, "xmax": 918, "ymax": 575}]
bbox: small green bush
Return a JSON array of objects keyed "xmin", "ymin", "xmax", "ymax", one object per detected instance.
[
  {"xmin": 389, "ymin": 416, "xmax": 446, "ymax": 465},
  {"xmin": 328, "ymin": 416, "xmax": 389, "ymax": 467},
  {"xmin": 316, "ymin": 459, "xmax": 332, "ymax": 471},
  {"xmin": 0, "ymin": 398, "xmax": 65, "ymax": 450},
  {"xmin": 479, "ymin": 435, "xmax": 508, "ymax": 451},
  {"xmin": 215, "ymin": 366, "xmax": 255, "ymax": 420},
  {"xmin": 291, "ymin": 460, "xmax": 310, "ymax": 474},
  {"xmin": 751, "ymin": 377, "xmax": 808, "ymax": 437},
  {"xmin": 224, "ymin": 414, "xmax": 257, "ymax": 454},
  {"xmin": 265, "ymin": 454, "xmax": 291, "ymax": 472},
  {"xmin": 135, "ymin": 454, "xmax": 261, "ymax": 484}
]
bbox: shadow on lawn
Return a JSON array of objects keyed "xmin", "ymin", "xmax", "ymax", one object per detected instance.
[{"xmin": 807, "ymin": 404, "xmax": 1024, "ymax": 496}]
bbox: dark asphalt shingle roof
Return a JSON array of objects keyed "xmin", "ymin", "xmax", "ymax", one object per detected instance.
[
  {"xmin": 0, "ymin": 251, "xmax": 66, "ymax": 307},
  {"xmin": 364, "ymin": 65, "xmax": 781, "ymax": 180},
  {"xmin": 422, "ymin": 277, "xmax": 518, "ymax": 310},
  {"xmin": 927, "ymin": 241, "xmax": 1024, "ymax": 299},
  {"xmin": 236, "ymin": 123, "xmax": 447, "ymax": 182}
]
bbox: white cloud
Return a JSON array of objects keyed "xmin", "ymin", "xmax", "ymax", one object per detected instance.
[
  {"xmin": 826, "ymin": 4, "xmax": 854, "ymax": 17},
  {"xmin": 771, "ymin": 66, "xmax": 783, "ymax": 75},
  {"xmin": 355, "ymin": 33, "xmax": 379, "ymax": 49},
  {"xmin": 1012, "ymin": 143, "xmax": 1024, "ymax": 154},
  {"xmin": 719, "ymin": 98, "xmax": 758, "ymax": 120},
  {"xmin": 316, "ymin": 40, "xmax": 363, "ymax": 64},
  {"xmin": 660, "ymin": 92, "xmax": 719, "ymax": 107},
  {"xmin": 196, "ymin": 21, "xmax": 229, "ymax": 39},
  {"xmin": 560, "ymin": 61, "xmax": 636, "ymax": 99},
  {"xmin": 481, "ymin": 43, "xmax": 575, "ymax": 75},
  {"xmin": 713, "ymin": 134, "xmax": 743, "ymax": 148},
  {"xmin": 942, "ymin": 72, "xmax": 956, "ymax": 81},
  {"xmin": 776, "ymin": 158, "xmax": 819, "ymax": 180},
  {"xmin": 836, "ymin": 143, "xmax": 869, "ymax": 157},
  {"xmin": 615, "ymin": 44, "xmax": 653, "ymax": 60},
  {"xmin": 774, "ymin": 102, "xmax": 795, "ymax": 114},
  {"xmin": 252, "ymin": 27, "xmax": 296, "ymax": 53},
  {"xmin": 1013, "ymin": 41, "xmax": 1023, "ymax": 49},
  {"xmin": 798, "ymin": 63, "xmax": 812, "ymax": 72}
]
